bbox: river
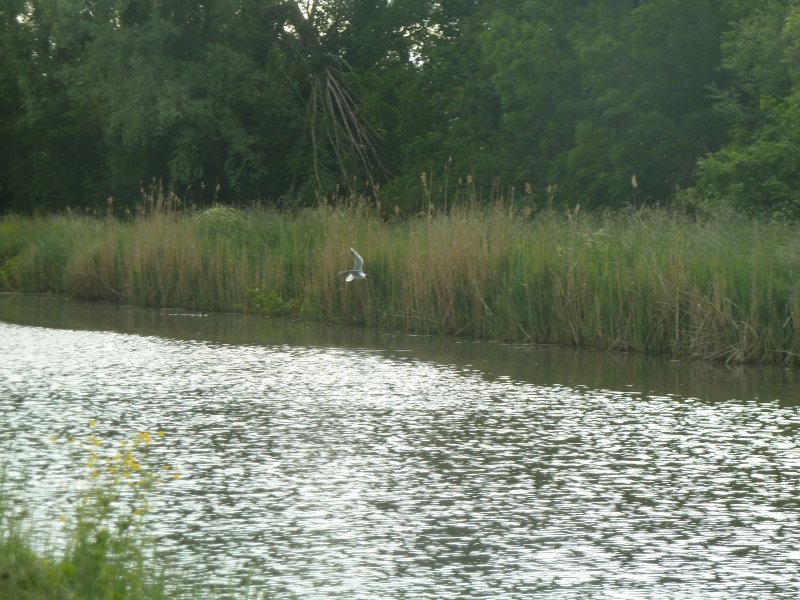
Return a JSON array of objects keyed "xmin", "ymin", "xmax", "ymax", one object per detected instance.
[{"xmin": 1, "ymin": 293, "xmax": 799, "ymax": 599}]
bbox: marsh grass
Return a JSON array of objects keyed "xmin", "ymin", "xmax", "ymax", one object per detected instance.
[{"xmin": 2, "ymin": 201, "xmax": 799, "ymax": 364}]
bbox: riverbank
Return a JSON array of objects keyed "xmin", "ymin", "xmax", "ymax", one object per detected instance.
[{"xmin": 1, "ymin": 203, "xmax": 798, "ymax": 364}]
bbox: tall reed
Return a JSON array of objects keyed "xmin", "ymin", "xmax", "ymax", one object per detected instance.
[{"xmin": 2, "ymin": 203, "xmax": 798, "ymax": 364}]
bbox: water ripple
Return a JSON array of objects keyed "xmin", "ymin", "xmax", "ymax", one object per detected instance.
[{"xmin": 1, "ymin": 321, "xmax": 799, "ymax": 598}]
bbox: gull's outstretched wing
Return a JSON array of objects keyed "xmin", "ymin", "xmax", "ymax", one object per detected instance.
[{"xmin": 350, "ymin": 248, "xmax": 364, "ymax": 272}]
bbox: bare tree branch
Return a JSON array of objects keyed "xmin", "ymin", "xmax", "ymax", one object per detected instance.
[{"xmin": 262, "ymin": 1, "xmax": 386, "ymax": 193}]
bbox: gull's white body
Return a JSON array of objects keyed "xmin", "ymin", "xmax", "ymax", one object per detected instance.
[{"xmin": 338, "ymin": 247, "xmax": 367, "ymax": 282}]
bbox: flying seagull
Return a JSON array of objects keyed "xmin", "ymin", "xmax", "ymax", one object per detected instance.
[{"xmin": 338, "ymin": 247, "xmax": 367, "ymax": 282}]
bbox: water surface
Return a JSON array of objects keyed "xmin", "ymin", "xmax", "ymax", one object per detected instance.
[{"xmin": 1, "ymin": 294, "xmax": 799, "ymax": 598}]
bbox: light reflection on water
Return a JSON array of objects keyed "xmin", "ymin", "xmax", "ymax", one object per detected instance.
[{"xmin": 1, "ymin": 297, "xmax": 800, "ymax": 598}]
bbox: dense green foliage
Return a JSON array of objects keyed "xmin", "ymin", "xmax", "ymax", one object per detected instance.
[
  {"xmin": 2, "ymin": 204, "xmax": 799, "ymax": 364},
  {"xmin": 1, "ymin": 1, "xmax": 799, "ymax": 215}
]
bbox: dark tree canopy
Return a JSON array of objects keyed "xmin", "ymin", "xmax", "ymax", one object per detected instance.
[{"xmin": 0, "ymin": 0, "xmax": 797, "ymax": 215}]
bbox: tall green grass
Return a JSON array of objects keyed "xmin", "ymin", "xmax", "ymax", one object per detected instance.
[{"xmin": 2, "ymin": 202, "xmax": 799, "ymax": 364}]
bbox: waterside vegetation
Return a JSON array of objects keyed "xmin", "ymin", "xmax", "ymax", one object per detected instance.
[
  {"xmin": 1, "ymin": 199, "xmax": 799, "ymax": 365},
  {"xmin": 0, "ymin": 490, "xmax": 168, "ymax": 600},
  {"xmin": 0, "ymin": 427, "xmax": 197, "ymax": 600}
]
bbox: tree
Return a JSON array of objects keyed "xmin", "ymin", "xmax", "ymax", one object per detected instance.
[
  {"xmin": 696, "ymin": 2, "xmax": 800, "ymax": 217},
  {"xmin": 2, "ymin": 0, "xmax": 793, "ymax": 215},
  {"xmin": 482, "ymin": 4, "xmax": 582, "ymax": 197},
  {"xmin": 375, "ymin": 1, "xmax": 505, "ymax": 209},
  {"xmin": 485, "ymin": 0, "xmax": 728, "ymax": 208},
  {"xmin": 1, "ymin": 0, "xmax": 392, "ymax": 211},
  {"xmin": 0, "ymin": 0, "xmax": 107, "ymax": 212}
]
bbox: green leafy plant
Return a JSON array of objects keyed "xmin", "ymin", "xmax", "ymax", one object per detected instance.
[
  {"xmin": 247, "ymin": 287, "xmax": 300, "ymax": 317},
  {"xmin": 195, "ymin": 205, "xmax": 248, "ymax": 239},
  {"xmin": 0, "ymin": 422, "xmax": 182, "ymax": 599}
]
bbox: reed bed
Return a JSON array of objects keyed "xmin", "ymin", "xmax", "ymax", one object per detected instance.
[{"xmin": 1, "ymin": 203, "xmax": 799, "ymax": 364}]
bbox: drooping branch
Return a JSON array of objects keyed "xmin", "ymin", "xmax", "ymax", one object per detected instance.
[
  {"xmin": 321, "ymin": 62, "xmax": 385, "ymax": 189},
  {"xmin": 261, "ymin": 1, "xmax": 386, "ymax": 193}
]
